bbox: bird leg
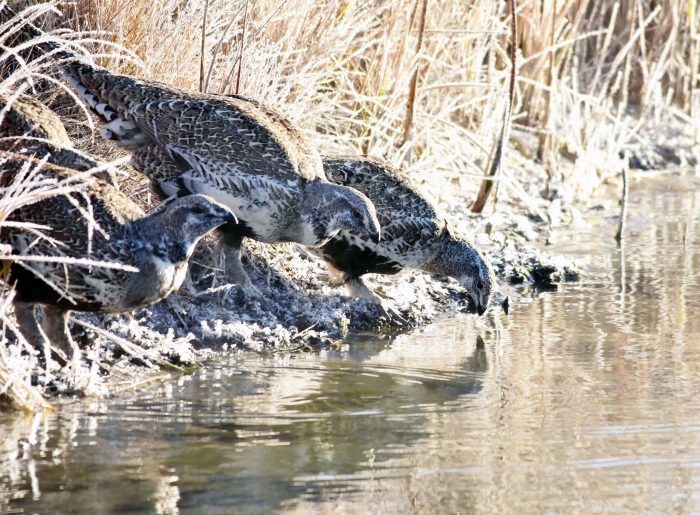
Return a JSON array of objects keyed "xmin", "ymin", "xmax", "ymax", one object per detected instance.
[
  {"xmin": 345, "ymin": 278, "xmax": 409, "ymax": 326},
  {"xmin": 217, "ymin": 224, "xmax": 264, "ymax": 302},
  {"xmin": 13, "ymin": 300, "xmax": 52, "ymax": 365},
  {"xmin": 320, "ymin": 262, "xmax": 349, "ymax": 286},
  {"xmin": 42, "ymin": 306, "xmax": 81, "ymax": 372}
]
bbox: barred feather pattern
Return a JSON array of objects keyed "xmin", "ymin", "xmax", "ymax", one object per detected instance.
[
  {"xmin": 318, "ymin": 156, "xmax": 494, "ymax": 314},
  {"xmin": 0, "ymin": 153, "xmax": 233, "ymax": 312},
  {"xmin": 1, "ymin": 155, "xmax": 145, "ymax": 310},
  {"xmin": 319, "ymin": 156, "xmax": 448, "ymax": 273},
  {"xmin": 0, "ymin": 94, "xmax": 71, "ymax": 142},
  {"xmin": 58, "ymin": 59, "xmax": 333, "ymax": 243},
  {"xmin": 0, "ymin": 95, "xmax": 111, "ymax": 178}
]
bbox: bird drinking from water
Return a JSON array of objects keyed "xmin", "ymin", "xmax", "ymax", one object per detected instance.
[{"xmin": 314, "ymin": 156, "xmax": 494, "ymax": 319}]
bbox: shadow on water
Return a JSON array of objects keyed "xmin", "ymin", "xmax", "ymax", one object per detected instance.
[{"xmin": 3, "ymin": 170, "xmax": 700, "ymax": 513}]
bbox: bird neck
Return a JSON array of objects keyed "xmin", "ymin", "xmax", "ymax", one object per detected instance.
[
  {"xmin": 303, "ymin": 179, "xmax": 334, "ymax": 204},
  {"xmin": 423, "ymin": 235, "xmax": 472, "ymax": 280},
  {"xmin": 132, "ymin": 216, "xmax": 191, "ymax": 265},
  {"xmin": 297, "ymin": 180, "xmax": 343, "ymax": 246}
]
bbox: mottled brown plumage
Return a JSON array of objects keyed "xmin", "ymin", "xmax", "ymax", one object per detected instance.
[
  {"xmin": 0, "ymin": 94, "xmax": 102, "ymax": 173},
  {"xmin": 44, "ymin": 50, "xmax": 380, "ymax": 295},
  {"xmin": 316, "ymin": 156, "xmax": 494, "ymax": 316},
  {"xmin": 1, "ymin": 152, "xmax": 235, "ymax": 365},
  {"xmin": 0, "ymin": 94, "xmax": 70, "ymax": 141}
]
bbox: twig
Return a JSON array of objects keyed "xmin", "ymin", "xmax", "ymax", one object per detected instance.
[
  {"xmin": 199, "ymin": 0, "xmax": 210, "ymax": 93},
  {"xmin": 204, "ymin": 3, "xmax": 246, "ymax": 93},
  {"xmin": 614, "ymin": 164, "xmax": 629, "ymax": 244},
  {"xmin": 690, "ymin": 0, "xmax": 699, "ymax": 143},
  {"xmin": 471, "ymin": 0, "xmax": 517, "ymax": 213},
  {"xmin": 400, "ymin": 0, "xmax": 428, "ymax": 149},
  {"xmin": 7, "ymin": 254, "xmax": 139, "ymax": 272},
  {"xmin": 220, "ymin": 0, "xmax": 289, "ymax": 94},
  {"xmin": 72, "ymin": 319, "xmax": 186, "ymax": 372},
  {"xmin": 235, "ymin": 0, "xmax": 249, "ymax": 95},
  {"xmin": 537, "ymin": 0, "xmax": 557, "ymax": 183}
]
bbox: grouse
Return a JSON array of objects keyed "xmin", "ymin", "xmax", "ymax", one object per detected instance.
[
  {"xmin": 0, "ymin": 94, "xmax": 106, "ymax": 174},
  {"xmin": 19, "ymin": 20, "xmax": 381, "ymax": 296},
  {"xmin": 314, "ymin": 156, "xmax": 494, "ymax": 316},
  {"xmin": 1, "ymin": 152, "xmax": 236, "ymax": 366}
]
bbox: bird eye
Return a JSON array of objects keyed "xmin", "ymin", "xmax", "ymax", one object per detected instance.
[
  {"xmin": 191, "ymin": 206, "xmax": 206, "ymax": 214},
  {"xmin": 477, "ymin": 280, "xmax": 484, "ymax": 289}
]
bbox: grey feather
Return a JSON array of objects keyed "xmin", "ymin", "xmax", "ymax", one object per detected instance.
[
  {"xmin": 0, "ymin": 94, "xmax": 116, "ymax": 183},
  {"xmin": 43, "ymin": 53, "xmax": 381, "ymax": 290},
  {"xmin": 1, "ymin": 152, "xmax": 235, "ymax": 360},
  {"xmin": 318, "ymin": 156, "xmax": 494, "ymax": 315}
]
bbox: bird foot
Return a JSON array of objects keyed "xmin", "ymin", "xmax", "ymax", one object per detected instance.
[
  {"xmin": 375, "ymin": 300, "xmax": 411, "ymax": 327},
  {"xmin": 371, "ymin": 286, "xmax": 395, "ymax": 301},
  {"xmin": 230, "ymin": 284, "xmax": 266, "ymax": 307},
  {"xmin": 318, "ymin": 271, "xmax": 346, "ymax": 286},
  {"xmin": 344, "ymin": 278, "xmax": 410, "ymax": 327},
  {"xmin": 318, "ymin": 265, "xmax": 348, "ymax": 287}
]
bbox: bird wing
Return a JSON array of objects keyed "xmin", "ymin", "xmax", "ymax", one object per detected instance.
[
  {"xmin": 59, "ymin": 60, "xmax": 324, "ymax": 182},
  {"xmin": 130, "ymin": 97, "xmax": 322, "ymax": 182},
  {"xmin": 324, "ymin": 155, "xmax": 446, "ymax": 245},
  {"xmin": 0, "ymin": 95, "xmax": 71, "ymax": 143},
  {"xmin": 321, "ymin": 156, "xmax": 447, "ymax": 268},
  {"xmin": 131, "ymin": 143, "xmax": 300, "ymax": 242},
  {"xmin": 1, "ymin": 153, "xmax": 143, "ymax": 308}
]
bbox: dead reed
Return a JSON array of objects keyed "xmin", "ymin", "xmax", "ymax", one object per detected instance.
[
  {"xmin": 0, "ymin": 2, "xmax": 145, "ymax": 411},
  {"xmin": 44, "ymin": 0, "xmax": 697, "ymax": 200}
]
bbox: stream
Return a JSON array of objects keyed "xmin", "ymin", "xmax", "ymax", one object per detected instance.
[{"xmin": 3, "ymin": 171, "xmax": 700, "ymax": 513}]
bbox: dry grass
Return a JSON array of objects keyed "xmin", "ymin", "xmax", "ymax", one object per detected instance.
[
  {"xmin": 46, "ymin": 0, "xmax": 698, "ymax": 186},
  {"xmin": 0, "ymin": 2, "xmax": 144, "ymax": 411}
]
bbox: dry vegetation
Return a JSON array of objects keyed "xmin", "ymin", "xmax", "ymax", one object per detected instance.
[
  {"xmin": 1, "ymin": 0, "xmax": 698, "ymax": 411},
  {"xmin": 39, "ymin": 0, "xmax": 700, "ymax": 193}
]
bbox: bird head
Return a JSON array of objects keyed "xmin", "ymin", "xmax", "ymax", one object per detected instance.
[
  {"xmin": 458, "ymin": 259, "xmax": 494, "ymax": 316},
  {"xmin": 157, "ymin": 194, "xmax": 237, "ymax": 250},
  {"xmin": 427, "ymin": 238, "xmax": 494, "ymax": 316},
  {"xmin": 325, "ymin": 184, "xmax": 381, "ymax": 244},
  {"xmin": 303, "ymin": 181, "xmax": 381, "ymax": 246}
]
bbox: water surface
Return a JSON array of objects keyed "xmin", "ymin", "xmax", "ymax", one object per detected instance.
[{"xmin": 3, "ymin": 171, "xmax": 700, "ymax": 513}]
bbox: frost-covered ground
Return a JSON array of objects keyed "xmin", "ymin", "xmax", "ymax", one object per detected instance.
[
  {"xmin": 0, "ymin": 139, "xmax": 594, "ymax": 404},
  {"xmin": 69, "ymin": 164, "xmax": 583, "ymax": 376}
]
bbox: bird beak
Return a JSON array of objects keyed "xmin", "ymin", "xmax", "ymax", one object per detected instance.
[
  {"xmin": 370, "ymin": 229, "xmax": 381, "ymax": 244},
  {"xmin": 468, "ymin": 292, "xmax": 486, "ymax": 315}
]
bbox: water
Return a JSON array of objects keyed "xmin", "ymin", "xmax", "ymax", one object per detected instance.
[{"xmin": 3, "ymin": 171, "xmax": 700, "ymax": 513}]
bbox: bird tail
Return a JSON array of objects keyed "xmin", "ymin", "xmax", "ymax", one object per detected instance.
[{"xmin": 0, "ymin": 3, "xmax": 151, "ymax": 143}]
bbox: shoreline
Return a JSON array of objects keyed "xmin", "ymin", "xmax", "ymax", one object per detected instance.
[{"xmin": 3, "ymin": 164, "xmax": 584, "ymax": 408}]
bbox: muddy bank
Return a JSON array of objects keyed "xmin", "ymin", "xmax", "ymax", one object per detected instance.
[{"xmin": 26, "ymin": 108, "xmax": 699, "ymax": 405}]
